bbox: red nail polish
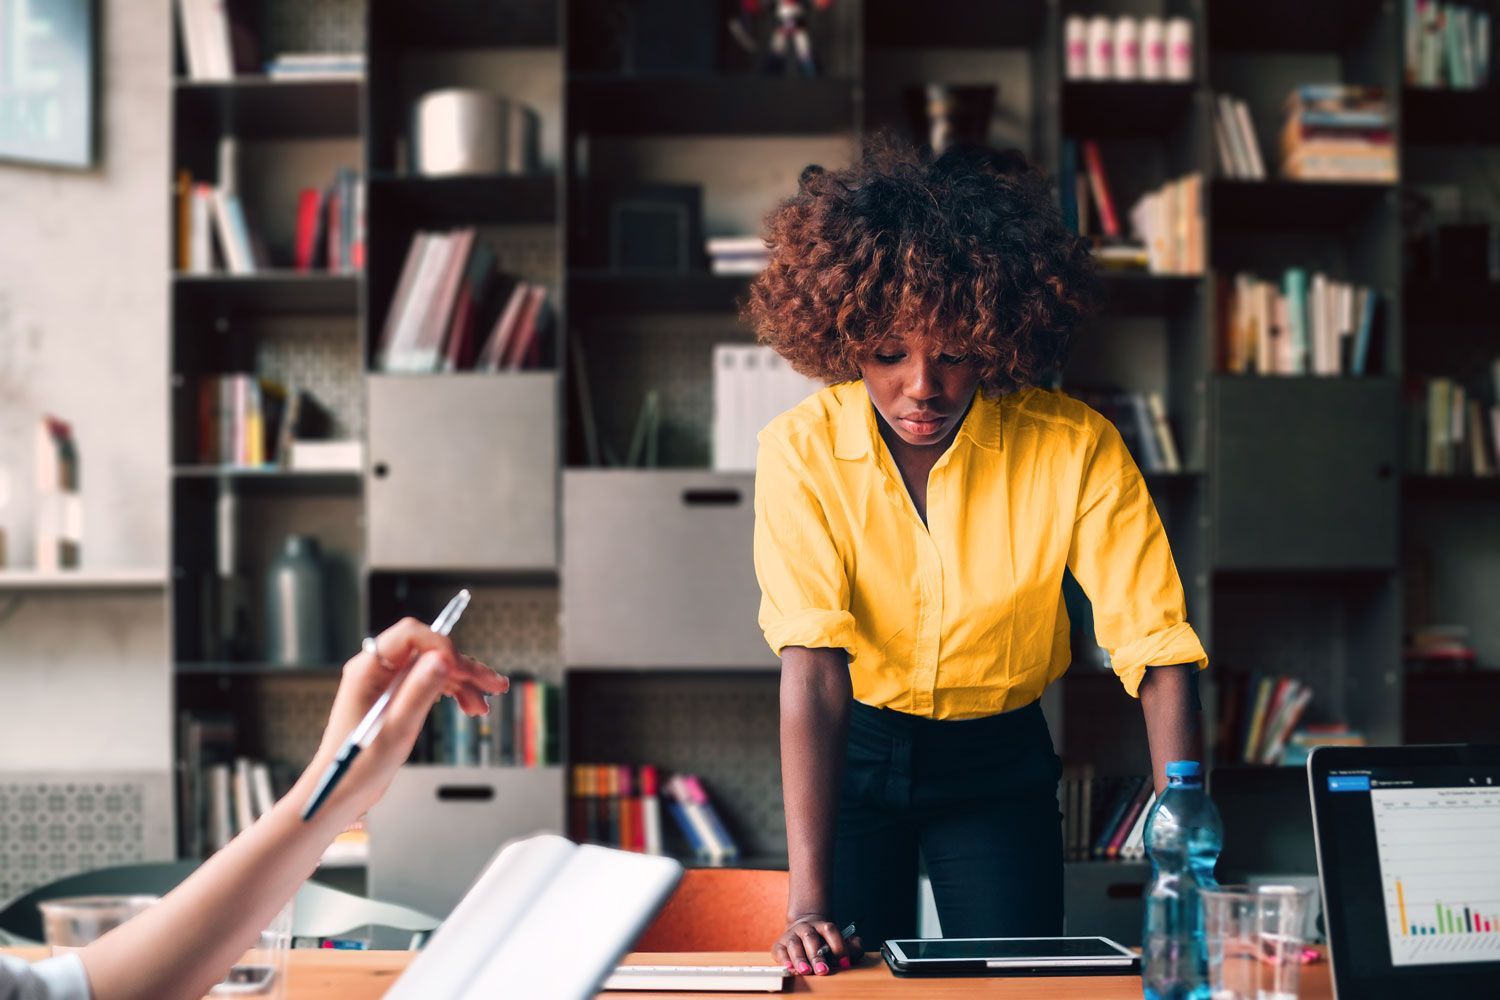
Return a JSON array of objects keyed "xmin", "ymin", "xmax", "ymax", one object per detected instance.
[
  {"xmin": 840, "ymin": 956, "xmax": 851, "ymax": 969},
  {"xmin": 797, "ymin": 962, "xmax": 810, "ymax": 974},
  {"xmin": 815, "ymin": 962, "xmax": 829, "ymax": 975}
]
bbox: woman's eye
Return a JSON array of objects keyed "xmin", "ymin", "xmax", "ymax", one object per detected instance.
[
  {"xmin": 940, "ymin": 353, "xmax": 970, "ymax": 365},
  {"xmin": 874, "ymin": 353, "xmax": 903, "ymax": 364}
]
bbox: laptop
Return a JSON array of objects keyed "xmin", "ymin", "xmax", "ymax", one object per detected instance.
[
  {"xmin": 383, "ymin": 833, "xmax": 683, "ymax": 1000},
  {"xmin": 1308, "ymin": 744, "xmax": 1500, "ymax": 1000}
]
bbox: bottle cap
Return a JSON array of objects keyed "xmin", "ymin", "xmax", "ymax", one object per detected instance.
[{"xmin": 1166, "ymin": 760, "xmax": 1202, "ymax": 778}]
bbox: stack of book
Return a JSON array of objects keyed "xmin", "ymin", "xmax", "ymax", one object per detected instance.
[
  {"xmin": 568, "ymin": 764, "xmax": 665, "ymax": 854},
  {"xmin": 175, "ymin": 0, "xmax": 250, "ymax": 81},
  {"xmin": 1405, "ymin": 624, "xmax": 1480, "ymax": 672},
  {"xmin": 178, "ymin": 711, "xmax": 282, "ymax": 857},
  {"xmin": 375, "ymin": 229, "xmax": 552, "ymax": 374},
  {"xmin": 1216, "ymin": 270, "xmax": 1380, "ymax": 376},
  {"xmin": 1216, "ymin": 673, "xmax": 1317, "ymax": 766},
  {"xmin": 1408, "ymin": 364, "xmax": 1500, "ymax": 475},
  {"xmin": 294, "ymin": 168, "xmax": 364, "ymax": 273},
  {"xmin": 265, "ymin": 52, "xmax": 365, "ymax": 80},
  {"xmin": 428, "ymin": 677, "xmax": 561, "ymax": 767},
  {"xmin": 1125, "ymin": 173, "xmax": 1204, "ymax": 275},
  {"xmin": 1278, "ymin": 725, "xmax": 1367, "ymax": 766},
  {"xmin": 1213, "ymin": 94, "xmax": 1267, "ymax": 180},
  {"xmin": 706, "ymin": 236, "xmax": 769, "ymax": 275},
  {"xmin": 1280, "ymin": 85, "xmax": 1396, "ymax": 183},
  {"xmin": 194, "ymin": 378, "xmax": 339, "ymax": 469},
  {"xmin": 712, "ymin": 345, "xmax": 823, "ymax": 472},
  {"xmin": 1067, "ymin": 389, "xmax": 1181, "ymax": 474},
  {"xmin": 1060, "ymin": 770, "xmax": 1156, "ymax": 861},
  {"xmin": 1060, "ymin": 141, "xmax": 1201, "ymax": 274},
  {"xmin": 1405, "ymin": 2, "xmax": 1492, "ymax": 88},
  {"xmin": 175, "ymin": 166, "xmax": 362, "ymax": 275}
]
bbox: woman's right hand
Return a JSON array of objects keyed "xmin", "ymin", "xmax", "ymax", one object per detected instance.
[{"xmin": 772, "ymin": 913, "xmax": 863, "ymax": 976}]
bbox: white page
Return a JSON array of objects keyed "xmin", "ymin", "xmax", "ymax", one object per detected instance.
[
  {"xmin": 383, "ymin": 833, "xmax": 575, "ymax": 1000},
  {"xmin": 461, "ymin": 844, "xmax": 681, "ymax": 1000}
]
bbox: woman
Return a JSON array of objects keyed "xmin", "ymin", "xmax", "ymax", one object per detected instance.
[
  {"xmin": 0, "ymin": 619, "xmax": 505, "ymax": 1000},
  {"xmin": 748, "ymin": 138, "xmax": 1208, "ymax": 976}
]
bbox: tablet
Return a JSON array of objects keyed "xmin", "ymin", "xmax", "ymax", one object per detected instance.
[
  {"xmin": 1309, "ymin": 744, "xmax": 1500, "ymax": 1000},
  {"xmin": 881, "ymin": 936, "xmax": 1140, "ymax": 977}
]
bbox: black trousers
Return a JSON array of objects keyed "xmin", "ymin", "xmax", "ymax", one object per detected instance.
[{"xmin": 830, "ymin": 699, "xmax": 1065, "ymax": 945}]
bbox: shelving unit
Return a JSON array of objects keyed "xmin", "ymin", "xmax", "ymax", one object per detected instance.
[
  {"xmin": 0, "ymin": 569, "xmax": 168, "ymax": 591},
  {"xmin": 158, "ymin": 0, "xmax": 1498, "ymax": 922}
]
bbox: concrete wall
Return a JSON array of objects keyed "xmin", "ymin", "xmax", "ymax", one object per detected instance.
[{"xmin": 0, "ymin": 2, "xmax": 171, "ymax": 777}]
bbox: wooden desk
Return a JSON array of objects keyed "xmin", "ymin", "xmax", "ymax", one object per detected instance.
[{"xmin": 6, "ymin": 947, "xmax": 1336, "ymax": 998}]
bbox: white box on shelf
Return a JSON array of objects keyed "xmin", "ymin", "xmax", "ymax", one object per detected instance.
[{"xmin": 287, "ymin": 439, "xmax": 364, "ymax": 472}]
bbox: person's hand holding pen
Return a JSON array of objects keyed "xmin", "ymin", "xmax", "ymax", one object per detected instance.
[
  {"xmin": 300, "ymin": 616, "xmax": 507, "ymax": 823},
  {"xmin": 773, "ymin": 915, "xmax": 862, "ymax": 976}
]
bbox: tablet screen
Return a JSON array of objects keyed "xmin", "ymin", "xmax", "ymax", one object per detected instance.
[{"xmin": 896, "ymin": 938, "xmax": 1131, "ymax": 961}]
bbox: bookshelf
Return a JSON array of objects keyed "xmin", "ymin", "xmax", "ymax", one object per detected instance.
[{"xmin": 160, "ymin": 0, "xmax": 1499, "ymax": 914}]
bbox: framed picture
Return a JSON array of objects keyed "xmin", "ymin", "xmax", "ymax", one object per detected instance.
[{"xmin": 0, "ymin": 0, "xmax": 98, "ymax": 168}]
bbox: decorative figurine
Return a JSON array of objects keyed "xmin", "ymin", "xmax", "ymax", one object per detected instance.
[{"xmin": 736, "ymin": 0, "xmax": 835, "ymax": 77}]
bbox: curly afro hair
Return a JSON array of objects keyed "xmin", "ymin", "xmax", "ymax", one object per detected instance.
[{"xmin": 744, "ymin": 133, "xmax": 1098, "ymax": 392}]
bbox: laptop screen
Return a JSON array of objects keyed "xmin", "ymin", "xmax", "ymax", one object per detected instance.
[{"xmin": 1312, "ymin": 746, "xmax": 1500, "ymax": 998}]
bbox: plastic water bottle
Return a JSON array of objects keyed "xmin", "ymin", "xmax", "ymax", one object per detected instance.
[{"xmin": 1142, "ymin": 760, "xmax": 1222, "ymax": 1000}]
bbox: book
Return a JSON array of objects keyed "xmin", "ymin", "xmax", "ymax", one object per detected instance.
[
  {"xmin": 476, "ymin": 281, "xmax": 532, "ymax": 373},
  {"xmin": 1081, "ymin": 140, "xmax": 1120, "ymax": 238},
  {"xmin": 294, "ymin": 188, "xmax": 325, "ymax": 272}
]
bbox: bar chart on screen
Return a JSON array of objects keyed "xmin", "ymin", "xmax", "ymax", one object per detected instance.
[{"xmin": 1371, "ymin": 784, "xmax": 1500, "ymax": 966}]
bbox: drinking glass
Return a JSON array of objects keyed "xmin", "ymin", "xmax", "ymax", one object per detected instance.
[
  {"xmin": 39, "ymin": 895, "xmax": 158, "ymax": 953},
  {"xmin": 1202, "ymin": 884, "xmax": 1314, "ymax": 1000}
]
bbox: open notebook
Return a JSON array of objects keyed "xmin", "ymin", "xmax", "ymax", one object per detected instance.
[{"xmin": 384, "ymin": 833, "xmax": 683, "ymax": 1000}]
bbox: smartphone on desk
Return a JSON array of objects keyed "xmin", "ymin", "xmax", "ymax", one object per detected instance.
[{"xmin": 881, "ymin": 936, "xmax": 1140, "ymax": 977}]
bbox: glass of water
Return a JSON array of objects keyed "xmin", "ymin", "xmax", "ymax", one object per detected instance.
[
  {"xmin": 39, "ymin": 895, "xmax": 158, "ymax": 953},
  {"xmin": 210, "ymin": 898, "xmax": 293, "ymax": 999},
  {"xmin": 1201, "ymin": 884, "xmax": 1314, "ymax": 1000}
]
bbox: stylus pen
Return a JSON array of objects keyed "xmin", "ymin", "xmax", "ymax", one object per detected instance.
[
  {"xmin": 300, "ymin": 589, "xmax": 472, "ymax": 822},
  {"xmin": 815, "ymin": 923, "xmax": 858, "ymax": 962}
]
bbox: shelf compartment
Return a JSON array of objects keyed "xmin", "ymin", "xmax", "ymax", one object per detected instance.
[
  {"xmin": 366, "ymin": 175, "xmax": 558, "ymax": 227},
  {"xmin": 1403, "ymin": 278, "xmax": 1500, "ymax": 324},
  {"xmin": 174, "ymin": 661, "xmax": 343, "ymax": 675},
  {"xmin": 1208, "ymin": 0, "xmax": 1388, "ymax": 53},
  {"xmin": 371, "ymin": 0, "xmax": 558, "ymax": 49},
  {"xmin": 563, "ymin": 471, "xmax": 770, "ymax": 669},
  {"xmin": 1210, "ymin": 178, "xmax": 1393, "ymax": 229},
  {"xmin": 568, "ymin": 271, "xmax": 751, "ymax": 314},
  {"xmin": 1098, "ymin": 272, "xmax": 1202, "ymax": 316},
  {"xmin": 173, "ymin": 78, "xmax": 361, "ymax": 140},
  {"xmin": 1401, "ymin": 87, "xmax": 1500, "ymax": 145},
  {"xmin": 172, "ymin": 466, "xmax": 363, "ymax": 496},
  {"xmin": 863, "ymin": 0, "xmax": 1046, "ymax": 48},
  {"xmin": 568, "ymin": 76, "xmax": 856, "ymax": 135},
  {"xmin": 172, "ymin": 273, "xmax": 359, "ymax": 317},
  {"xmin": 1062, "ymin": 82, "xmax": 1198, "ymax": 139}
]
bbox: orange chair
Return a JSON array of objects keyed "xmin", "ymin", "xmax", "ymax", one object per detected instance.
[{"xmin": 634, "ymin": 868, "xmax": 790, "ymax": 952}]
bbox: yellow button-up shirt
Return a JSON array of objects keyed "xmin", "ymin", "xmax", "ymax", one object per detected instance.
[{"xmin": 753, "ymin": 380, "xmax": 1207, "ymax": 720}]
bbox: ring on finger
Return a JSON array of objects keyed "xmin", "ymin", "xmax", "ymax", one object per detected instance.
[{"xmin": 361, "ymin": 635, "xmax": 395, "ymax": 669}]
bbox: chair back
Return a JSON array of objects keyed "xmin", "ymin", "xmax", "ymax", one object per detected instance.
[
  {"xmin": 633, "ymin": 868, "xmax": 788, "ymax": 952},
  {"xmin": 0, "ymin": 861, "xmax": 197, "ymax": 944},
  {"xmin": 0, "ymin": 860, "xmax": 439, "ymax": 950}
]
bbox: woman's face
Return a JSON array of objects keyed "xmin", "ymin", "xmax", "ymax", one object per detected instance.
[{"xmin": 857, "ymin": 330, "xmax": 981, "ymax": 450}]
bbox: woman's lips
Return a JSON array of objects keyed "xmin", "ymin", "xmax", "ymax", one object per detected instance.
[{"xmin": 899, "ymin": 414, "xmax": 945, "ymax": 435}]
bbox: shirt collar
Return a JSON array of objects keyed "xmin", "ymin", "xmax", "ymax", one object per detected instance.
[{"xmin": 833, "ymin": 382, "xmax": 1002, "ymax": 461}]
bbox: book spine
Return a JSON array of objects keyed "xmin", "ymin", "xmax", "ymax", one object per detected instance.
[{"xmin": 1081, "ymin": 140, "xmax": 1120, "ymax": 238}]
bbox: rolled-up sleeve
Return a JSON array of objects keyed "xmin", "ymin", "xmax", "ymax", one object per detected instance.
[
  {"xmin": 0, "ymin": 952, "xmax": 92, "ymax": 1000},
  {"xmin": 753, "ymin": 434, "xmax": 857, "ymax": 659},
  {"xmin": 1067, "ymin": 417, "xmax": 1208, "ymax": 697}
]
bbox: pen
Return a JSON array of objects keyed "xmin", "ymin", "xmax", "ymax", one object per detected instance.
[
  {"xmin": 301, "ymin": 589, "xmax": 472, "ymax": 822},
  {"xmin": 815, "ymin": 922, "xmax": 858, "ymax": 963}
]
